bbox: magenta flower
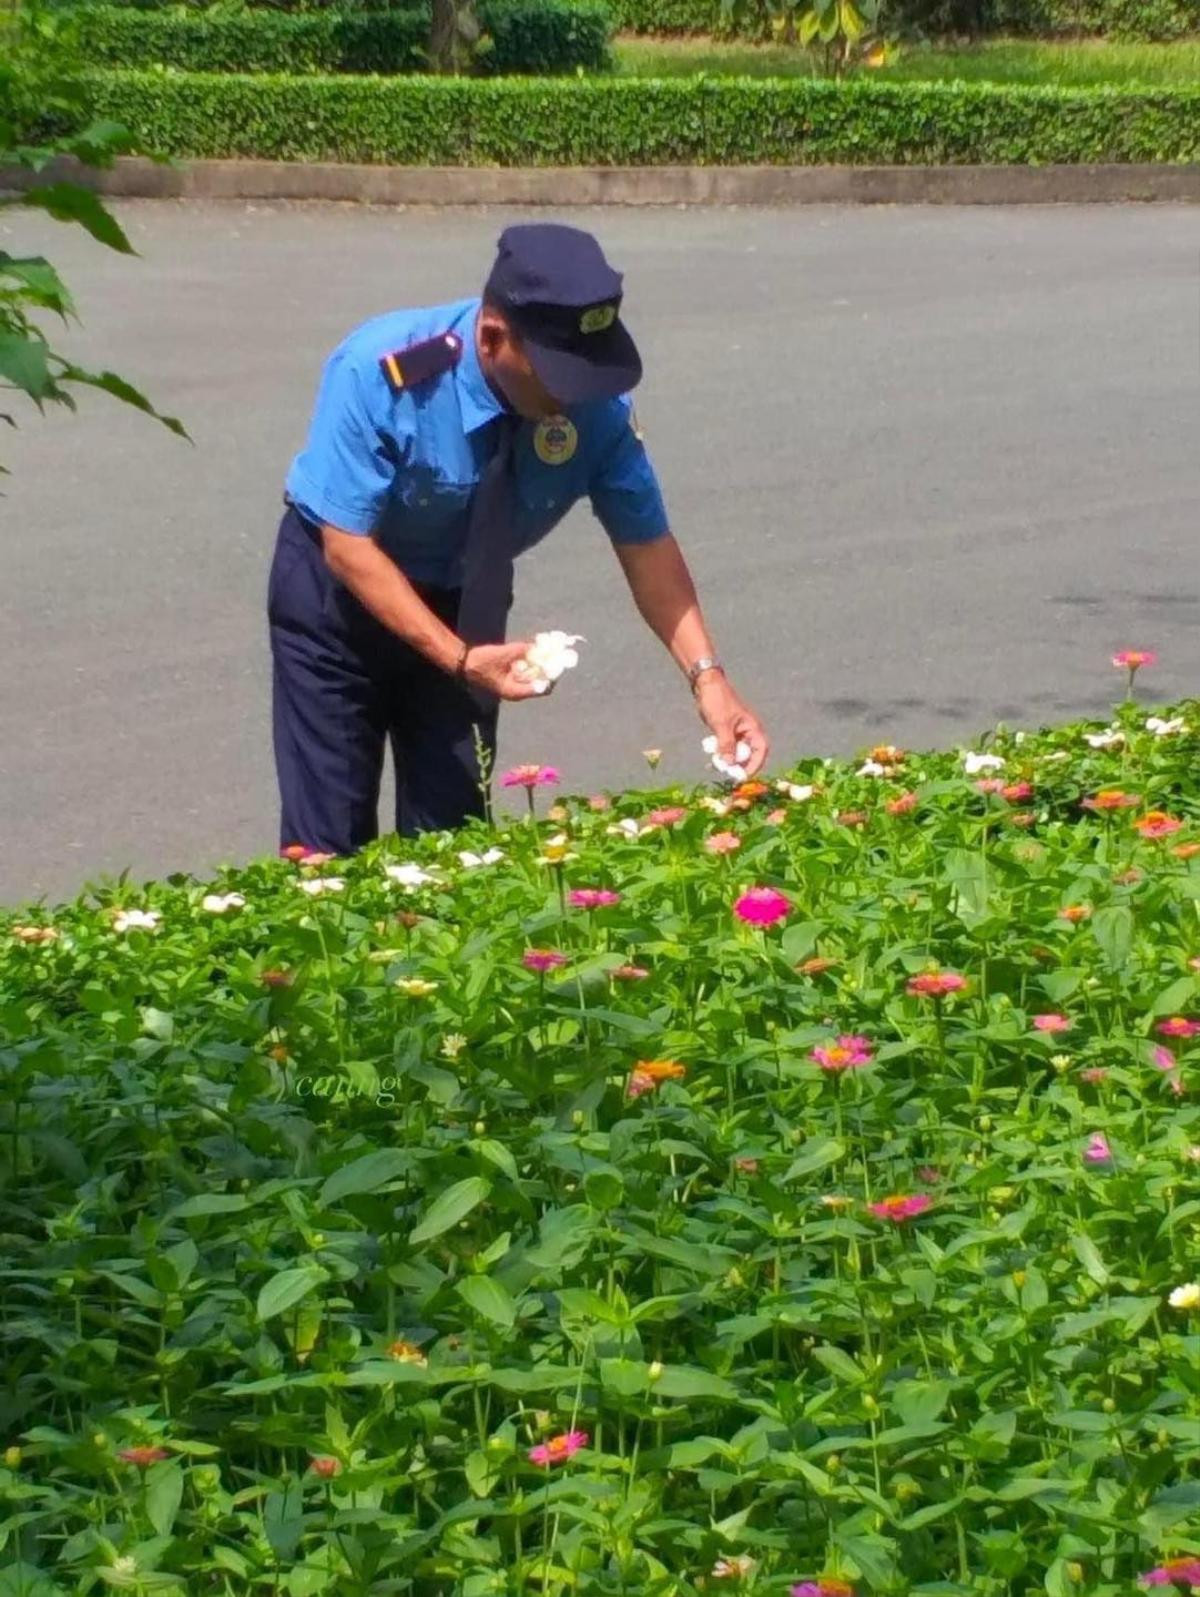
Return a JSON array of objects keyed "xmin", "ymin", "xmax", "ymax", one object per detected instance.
[
  {"xmin": 611, "ymin": 964, "xmax": 649, "ymax": 981},
  {"xmin": 792, "ymin": 1582, "xmax": 855, "ymax": 1597},
  {"xmin": 528, "ymin": 1430, "xmax": 589, "ymax": 1468},
  {"xmin": 1113, "ymin": 649, "xmax": 1157, "ymax": 670},
  {"xmin": 907, "ymin": 971, "xmax": 968, "ymax": 997},
  {"xmin": 1153, "ymin": 1046, "xmax": 1179, "ymax": 1072},
  {"xmin": 811, "ymin": 1035, "xmax": 874, "ymax": 1072},
  {"xmin": 733, "ymin": 886, "xmax": 790, "ymax": 928},
  {"xmin": 1033, "ymin": 1013, "xmax": 1072, "ymax": 1033},
  {"xmin": 1084, "ymin": 1132, "xmax": 1113, "ymax": 1166},
  {"xmin": 501, "ymin": 765, "xmax": 559, "ymax": 789},
  {"xmin": 523, "ymin": 949, "xmax": 568, "ymax": 974},
  {"xmin": 568, "ymin": 888, "xmax": 620, "ymax": 910},
  {"xmin": 1157, "ymin": 1018, "xmax": 1200, "ymax": 1039},
  {"xmin": 975, "ymin": 778, "xmax": 1006, "ymax": 795},
  {"xmin": 868, "ymin": 1194, "xmax": 933, "ymax": 1222},
  {"xmin": 1142, "ymin": 1561, "xmax": 1200, "ymax": 1588},
  {"xmin": 1080, "ymin": 1067, "xmax": 1109, "ymax": 1083}
]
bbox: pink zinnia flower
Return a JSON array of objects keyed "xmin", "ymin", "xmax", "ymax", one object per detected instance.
[
  {"xmin": 523, "ymin": 949, "xmax": 568, "ymax": 974},
  {"xmin": 886, "ymin": 791, "xmax": 918, "ymax": 816},
  {"xmin": 705, "ymin": 832, "xmax": 742, "ymax": 855},
  {"xmin": 310, "ymin": 1456, "xmax": 341, "ymax": 1478},
  {"xmin": 528, "ymin": 1430, "xmax": 588, "ymax": 1468},
  {"xmin": 501, "ymin": 765, "xmax": 559, "ymax": 789},
  {"xmin": 119, "ymin": 1446, "xmax": 170, "ymax": 1467},
  {"xmin": 765, "ymin": 807, "xmax": 787, "ymax": 825},
  {"xmin": 1142, "ymin": 1560, "xmax": 1200, "ymax": 1588},
  {"xmin": 1080, "ymin": 1067, "xmax": 1109, "ymax": 1083},
  {"xmin": 975, "ymin": 778, "xmax": 1006, "ymax": 795},
  {"xmin": 645, "ymin": 806, "xmax": 687, "ymax": 828},
  {"xmin": 588, "ymin": 794, "xmax": 611, "ymax": 812},
  {"xmin": 868, "ymin": 1194, "xmax": 933, "ymax": 1222},
  {"xmin": 1135, "ymin": 811, "xmax": 1184, "ymax": 840},
  {"xmin": 907, "ymin": 971, "xmax": 968, "ymax": 998},
  {"xmin": 811, "ymin": 1035, "xmax": 873, "ymax": 1072},
  {"xmin": 1003, "ymin": 782, "xmax": 1034, "ymax": 802},
  {"xmin": 1033, "ymin": 1013, "xmax": 1072, "ymax": 1033},
  {"xmin": 611, "ymin": 964, "xmax": 649, "ymax": 981},
  {"xmin": 568, "ymin": 888, "xmax": 620, "ymax": 910},
  {"xmin": 1157, "ymin": 1018, "xmax": 1200, "ymax": 1039},
  {"xmin": 1084, "ymin": 1132, "xmax": 1113, "ymax": 1166},
  {"xmin": 1153, "ymin": 1046, "xmax": 1179, "ymax": 1072},
  {"xmin": 1113, "ymin": 650, "xmax": 1157, "ymax": 670},
  {"xmin": 792, "ymin": 1582, "xmax": 855, "ymax": 1597},
  {"xmin": 733, "ymin": 886, "xmax": 790, "ymax": 928},
  {"xmin": 837, "ymin": 810, "xmax": 868, "ymax": 828}
]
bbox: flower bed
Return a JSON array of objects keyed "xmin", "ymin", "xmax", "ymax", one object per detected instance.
[{"xmin": 2, "ymin": 669, "xmax": 1199, "ymax": 1593}]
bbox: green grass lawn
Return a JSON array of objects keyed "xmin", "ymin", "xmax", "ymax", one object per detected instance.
[{"xmin": 613, "ymin": 34, "xmax": 1200, "ymax": 82}]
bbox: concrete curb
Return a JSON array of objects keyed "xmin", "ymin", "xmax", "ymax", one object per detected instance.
[{"xmin": 7, "ymin": 155, "xmax": 1200, "ymax": 204}]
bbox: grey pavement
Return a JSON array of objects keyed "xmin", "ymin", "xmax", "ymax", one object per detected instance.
[{"xmin": 1, "ymin": 200, "xmax": 1197, "ymax": 907}]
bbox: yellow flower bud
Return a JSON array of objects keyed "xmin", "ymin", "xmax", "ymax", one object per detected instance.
[
  {"xmin": 1066, "ymin": 1565, "xmax": 1084, "ymax": 1583},
  {"xmin": 4, "ymin": 1447, "xmax": 20, "ymax": 1468},
  {"xmin": 648, "ymin": 1361, "xmax": 664, "ymax": 1381}
]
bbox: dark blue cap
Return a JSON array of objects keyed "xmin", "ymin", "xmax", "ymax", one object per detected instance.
[{"xmin": 483, "ymin": 223, "xmax": 643, "ymax": 406}]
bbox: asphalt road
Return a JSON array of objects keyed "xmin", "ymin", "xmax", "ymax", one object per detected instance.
[{"xmin": 2, "ymin": 200, "xmax": 1197, "ymax": 907}]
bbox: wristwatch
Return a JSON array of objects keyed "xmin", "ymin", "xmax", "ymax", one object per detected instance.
[{"xmin": 687, "ymin": 657, "xmax": 725, "ymax": 693}]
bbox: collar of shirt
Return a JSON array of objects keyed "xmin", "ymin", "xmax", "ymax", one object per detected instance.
[{"xmin": 452, "ymin": 298, "xmax": 509, "ymax": 434}]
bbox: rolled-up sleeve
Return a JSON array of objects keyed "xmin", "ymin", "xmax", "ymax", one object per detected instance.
[
  {"xmin": 588, "ymin": 397, "xmax": 670, "ymax": 546},
  {"xmin": 285, "ymin": 352, "xmax": 398, "ymax": 535}
]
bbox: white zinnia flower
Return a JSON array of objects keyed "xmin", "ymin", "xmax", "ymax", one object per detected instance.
[
  {"xmin": 385, "ymin": 863, "xmax": 434, "ymax": 889},
  {"xmin": 963, "ymin": 752, "xmax": 1005, "ymax": 775},
  {"xmin": 522, "ymin": 630, "xmax": 583, "ymax": 694},
  {"xmin": 1085, "ymin": 727, "xmax": 1125, "ymax": 750},
  {"xmin": 112, "ymin": 909, "xmax": 161, "ymax": 933},
  {"xmin": 776, "ymin": 780, "xmax": 814, "ymax": 802},
  {"xmin": 699, "ymin": 795, "xmax": 733, "ymax": 817},
  {"xmin": 607, "ymin": 817, "xmax": 644, "ymax": 839},
  {"xmin": 202, "ymin": 892, "xmax": 245, "ymax": 914},
  {"xmin": 857, "ymin": 760, "xmax": 888, "ymax": 778},
  {"xmin": 702, "ymin": 734, "xmax": 752, "ymax": 783},
  {"xmin": 458, "ymin": 848, "xmax": 504, "ymax": 869},
  {"xmin": 298, "ymin": 877, "xmax": 344, "ymax": 897},
  {"xmin": 1147, "ymin": 716, "xmax": 1186, "ymax": 737},
  {"xmin": 1169, "ymin": 1282, "xmax": 1200, "ymax": 1310}
]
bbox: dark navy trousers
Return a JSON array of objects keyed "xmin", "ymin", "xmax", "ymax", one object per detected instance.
[{"xmin": 268, "ymin": 507, "xmax": 498, "ymax": 855}]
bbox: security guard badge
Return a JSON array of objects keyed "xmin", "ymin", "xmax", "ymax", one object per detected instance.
[{"xmin": 533, "ymin": 414, "xmax": 578, "ymax": 466}]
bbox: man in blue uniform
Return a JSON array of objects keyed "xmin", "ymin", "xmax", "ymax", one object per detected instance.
[{"xmin": 269, "ymin": 222, "xmax": 768, "ymax": 854}]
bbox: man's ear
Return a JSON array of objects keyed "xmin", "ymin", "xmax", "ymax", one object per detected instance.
[{"xmin": 477, "ymin": 306, "xmax": 508, "ymax": 359}]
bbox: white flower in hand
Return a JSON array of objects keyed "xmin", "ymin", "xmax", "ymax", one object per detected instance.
[
  {"xmin": 520, "ymin": 631, "xmax": 584, "ymax": 695},
  {"xmin": 702, "ymin": 734, "xmax": 752, "ymax": 784}
]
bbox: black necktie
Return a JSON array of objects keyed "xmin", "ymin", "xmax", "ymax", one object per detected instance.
[{"xmin": 457, "ymin": 413, "xmax": 518, "ymax": 650}]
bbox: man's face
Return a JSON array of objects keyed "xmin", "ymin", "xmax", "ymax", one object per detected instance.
[{"xmin": 477, "ymin": 307, "xmax": 563, "ymax": 420}]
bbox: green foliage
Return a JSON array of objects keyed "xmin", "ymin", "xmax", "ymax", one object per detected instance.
[
  {"xmin": 3, "ymin": 696, "xmax": 1200, "ymax": 1590},
  {"xmin": 0, "ymin": 4, "xmax": 185, "ymax": 471},
  {"xmin": 41, "ymin": 67, "xmax": 1200, "ymax": 162},
  {"xmin": 478, "ymin": 0, "xmax": 612, "ymax": 72},
  {"xmin": 68, "ymin": 0, "xmax": 609, "ymax": 74},
  {"xmin": 73, "ymin": 5, "xmax": 431, "ymax": 72}
]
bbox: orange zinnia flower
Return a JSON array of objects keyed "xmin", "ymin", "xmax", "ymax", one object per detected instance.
[{"xmin": 627, "ymin": 1059, "xmax": 686, "ymax": 1098}]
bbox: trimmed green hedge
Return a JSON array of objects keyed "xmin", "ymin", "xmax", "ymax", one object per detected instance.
[
  {"xmin": 54, "ymin": 70, "xmax": 1200, "ymax": 162},
  {"xmin": 73, "ymin": 7, "xmax": 429, "ymax": 72},
  {"xmin": 69, "ymin": 1, "xmax": 611, "ymax": 73}
]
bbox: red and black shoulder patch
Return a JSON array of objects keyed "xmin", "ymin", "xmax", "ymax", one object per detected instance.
[{"xmin": 379, "ymin": 332, "xmax": 463, "ymax": 395}]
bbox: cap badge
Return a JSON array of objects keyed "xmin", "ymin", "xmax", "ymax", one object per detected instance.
[
  {"xmin": 533, "ymin": 414, "xmax": 578, "ymax": 466},
  {"xmin": 579, "ymin": 304, "xmax": 617, "ymax": 335}
]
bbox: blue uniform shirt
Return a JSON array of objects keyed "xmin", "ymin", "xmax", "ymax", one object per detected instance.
[{"xmin": 285, "ymin": 297, "xmax": 670, "ymax": 588}]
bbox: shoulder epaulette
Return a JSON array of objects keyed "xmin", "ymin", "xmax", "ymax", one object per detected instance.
[{"xmin": 379, "ymin": 332, "xmax": 463, "ymax": 395}]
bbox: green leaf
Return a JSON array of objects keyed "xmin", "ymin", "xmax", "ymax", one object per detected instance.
[
  {"xmin": 145, "ymin": 1462, "xmax": 184, "ymax": 1537},
  {"xmin": 892, "ymin": 1378, "xmax": 953, "ymax": 1427},
  {"xmin": 256, "ymin": 1266, "xmax": 326, "ymax": 1323},
  {"xmin": 170, "ymin": 1194, "xmax": 249, "ymax": 1218},
  {"xmin": 1090, "ymin": 905, "xmax": 1133, "ymax": 970},
  {"xmin": 783, "ymin": 1137, "xmax": 845, "ymax": 1181},
  {"xmin": 21, "ymin": 183, "xmax": 135, "ymax": 254},
  {"xmin": 320, "ymin": 1148, "xmax": 410, "ymax": 1207},
  {"xmin": 654, "ymin": 1366, "xmax": 739, "ymax": 1401},
  {"xmin": 0, "ymin": 334, "xmax": 53, "ymax": 403},
  {"xmin": 409, "ymin": 1176, "xmax": 491, "ymax": 1245},
  {"xmin": 813, "ymin": 1344, "xmax": 864, "ymax": 1384},
  {"xmin": 475, "ymin": 1138, "xmax": 518, "ymax": 1182},
  {"xmin": 1070, "ymin": 1233, "xmax": 1109, "ymax": 1287},
  {"xmin": 456, "ymin": 1275, "xmax": 517, "ymax": 1329},
  {"xmin": 584, "ymin": 1169, "xmax": 624, "ymax": 1211}
]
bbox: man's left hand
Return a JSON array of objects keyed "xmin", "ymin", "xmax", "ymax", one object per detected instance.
[{"xmin": 695, "ymin": 675, "xmax": 769, "ymax": 778}]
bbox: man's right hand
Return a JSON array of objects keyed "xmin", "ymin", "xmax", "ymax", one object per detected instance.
[{"xmin": 463, "ymin": 641, "xmax": 546, "ymax": 702}]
